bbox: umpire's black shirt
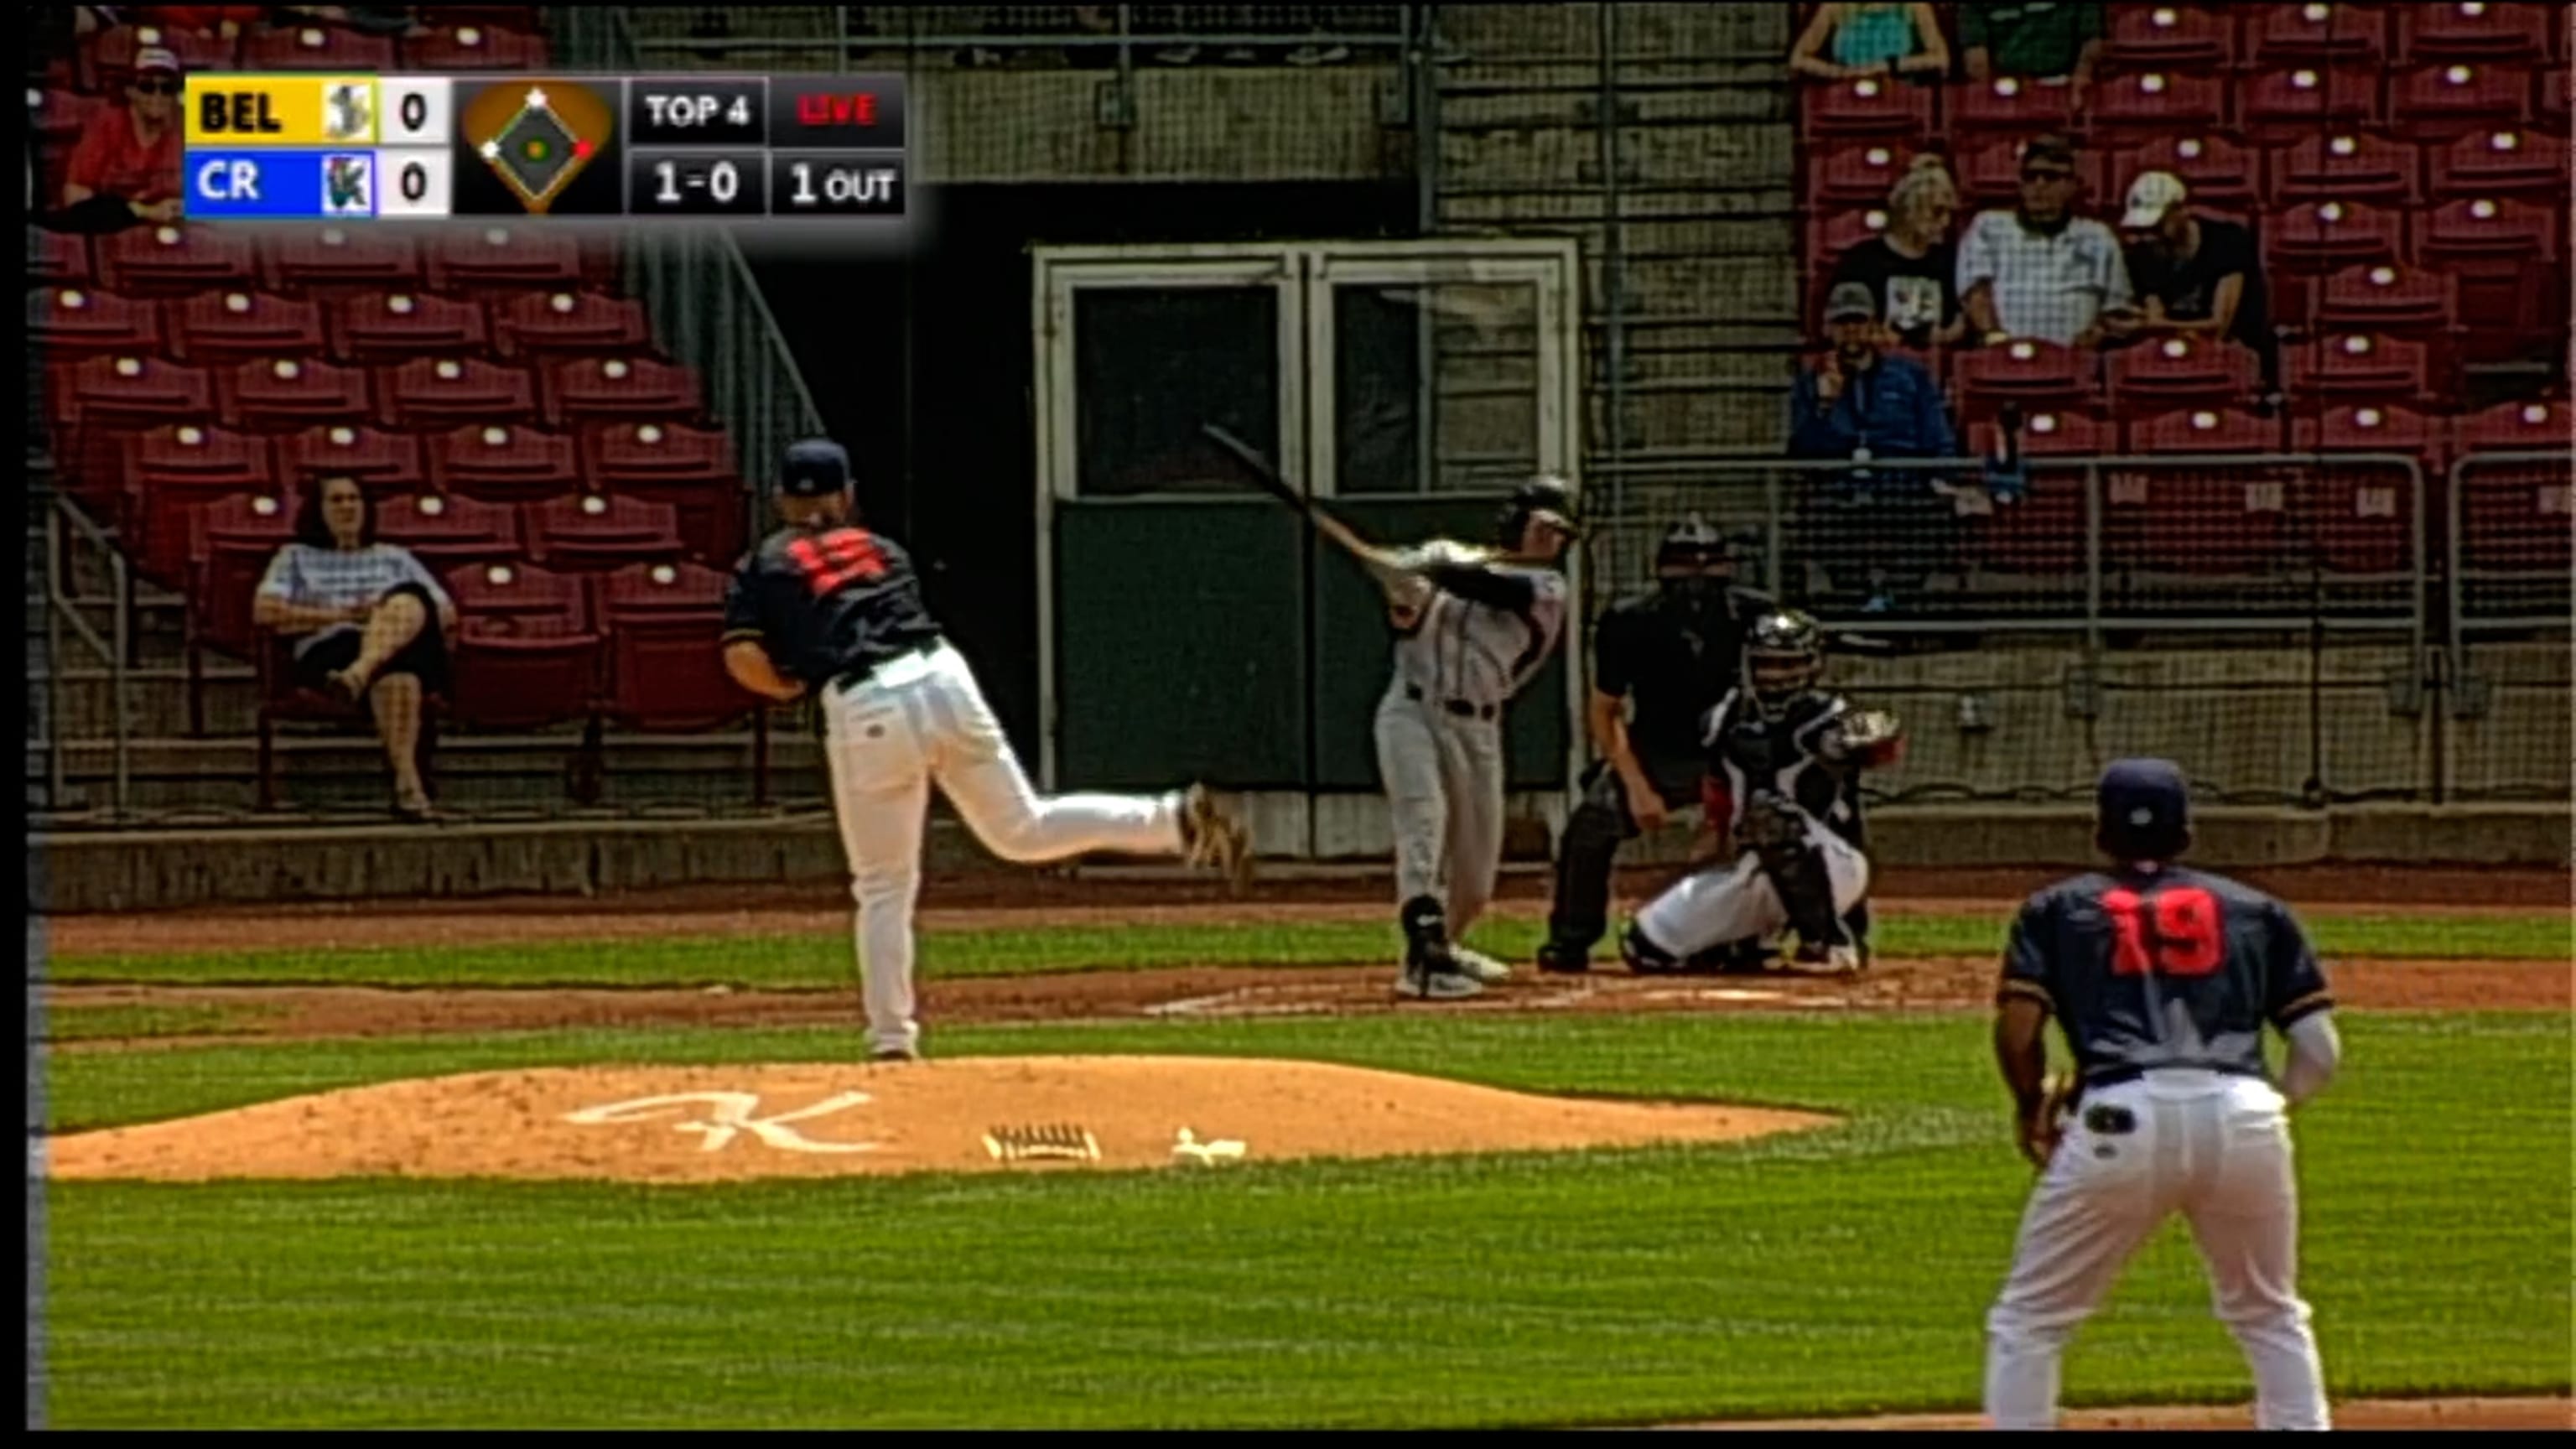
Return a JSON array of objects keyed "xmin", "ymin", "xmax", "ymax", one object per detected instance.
[
  {"xmin": 1997, "ymin": 865, "xmax": 2335, "ymax": 1090},
  {"xmin": 723, "ymin": 523, "xmax": 944, "ymax": 693},
  {"xmin": 1592, "ymin": 585, "xmax": 1761, "ymax": 763}
]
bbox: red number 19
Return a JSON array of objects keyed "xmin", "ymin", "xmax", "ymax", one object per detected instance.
[
  {"xmin": 787, "ymin": 528, "xmax": 886, "ymax": 597},
  {"xmin": 2102, "ymin": 886, "xmax": 2222, "ymax": 977}
]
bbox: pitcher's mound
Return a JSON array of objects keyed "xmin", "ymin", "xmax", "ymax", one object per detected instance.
[{"xmin": 44, "ymin": 1056, "xmax": 1836, "ymax": 1183}]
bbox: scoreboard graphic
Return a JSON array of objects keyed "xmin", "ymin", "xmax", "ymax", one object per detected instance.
[{"xmin": 182, "ymin": 73, "xmax": 907, "ymax": 221}]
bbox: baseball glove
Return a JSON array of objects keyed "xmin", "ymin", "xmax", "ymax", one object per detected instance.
[
  {"xmin": 1821, "ymin": 709, "xmax": 1905, "ymax": 767},
  {"xmin": 2019, "ymin": 1072, "xmax": 2081, "ymax": 1168}
]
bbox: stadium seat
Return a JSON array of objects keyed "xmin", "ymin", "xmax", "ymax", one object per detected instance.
[
  {"xmin": 125, "ymin": 423, "xmax": 277, "ymax": 586},
  {"xmin": 398, "ymin": 22, "xmax": 548, "ymax": 70},
  {"xmin": 2107, "ymin": 335, "xmax": 2263, "ymax": 409},
  {"xmin": 2241, "ymin": 63, "xmax": 2385, "ymax": 139},
  {"xmin": 1947, "ymin": 74, "xmax": 2077, "ymax": 138},
  {"xmin": 426, "ymin": 423, "xmax": 582, "ymax": 501},
  {"xmin": 2414, "ymin": 200, "xmax": 2563, "ymax": 354},
  {"xmin": 96, "ymin": 224, "xmax": 261, "ymax": 298},
  {"xmin": 2265, "ymin": 132, "xmax": 2424, "ymax": 208},
  {"xmin": 541, "ymin": 356, "xmax": 703, "ymax": 428},
  {"xmin": 1810, "ymin": 140, "xmax": 1920, "ymax": 207},
  {"xmin": 169, "ymin": 288, "xmax": 330, "ymax": 366},
  {"xmin": 373, "ymin": 491, "xmax": 524, "ymax": 569},
  {"xmin": 237, "ymin": 22, "xmax": 397, "ymax": 72},
  {"xmin": 2108, "ymin": 408, "xmax": 2293, "ymax": 575},
  {"xmin": 2085, "ymin": 70, "xmax": 2227, "ymax": 140},
  {"xmin": 2542, "ymin": 66, "xmax": 2569, "ymax": 129},
  {"xmin": 2453, "ymin": 400, "xmax": 2573, "ymax": 574},
  {"xmin": 28, "ymin": 227, "xmax": 91, "ymax": 286},
  {"xmin": 2265, "ymin": 200, "xmax": 2407, "ymax": 276},
  {"xmin": 1961, "ymin": 409, "xmax": 2107, "ymax": 576},
  {"xmin": 2248, "ymin": 3, "xmax": 2391, "ymax": 65},
  {"xmin": 439, "ymin": 560, "xmax": 604, "ymax": 731},
  {"xmin": 2103, "ymin": 3, "xmax": 2236, "ymax": 71},
  {"xmin": 2309, "ymin": 262, "xmax": 2461, "ymax": 337},
  {"xmin": 595, "ymin": 562, "xmax": 772, "ymax": 802},
  {"xmin": 89, "ymin": 20, "xmax": 236, "ymax": 83},
  {"xmin": 51, "ymin": 355, "xmax": 214, "ymax": 431},
  {"xmin": 491, "ymin": 290, "xmax": 655, "ymax": 362},
  {"xmin": 325, "ymin": 290, "xmax": 493, "ymax": 364},
  {"xmin": 219, "ymin": 356, "xmax": 370, "ymax": 433},
  {"xmin": 425, "ymin": 226, "xmax": 589, "ymax": 295},
  {"xmin": 2280, "ymin": 331, "xmax": 2441, "ymax": 405},
  {"xmin": 2127, "ymin": 404, "xmax": 2290, "ymax": 455},
  {"xmin": 1807, "ymin": 207, "xmax": 1893, "ymax": 273},
  {"xmin": 2456, "ymin": 396, "xmax": 2576, "ymax": 453},
  {"xmin": 252, "ymin": 625, "xmax": 443, "ymax": 812},
  {"xmin": 2418, "ymin": 195, "xmax": 2562, "ymax": 262},
  {"xmin": 584, "ymin": 421, "xmax": 747, "ymax": 563},
  {"xmin": 377, "ymin": 356, "xmax": 542, "ymax": 432},
  {"xmin": 2392, "ymin": 60, "xmax": 2538, "ymax": 136},
  {"xmin": 1955, "ymin": 135, "xmax": 2106, "ymax": 209},
  {"xmin": 261, "ymin": 226, "xmax": 425, "ymax": 295},
  {"xmin": 28, "ymin": 87, "xmax": 100, "ymax": 153},
  {"xmin": 1952, "ymin": 339, "xmax": 2096, "ymax": 418},
  {"xmin": 524, "ymin": 492, "xmax": 688, "ymax": 572},
  {"xmin": 1800, "ymin": 74, "xmax": 1935, "ymax": 139},
  {"xmin": 29, "ymin": 285, "xmax": 164, "ymax": 361},
  {"xmin": 2107, "ymin": 133, "xmax": 2260, "ymax": 210},
  {"xmin": 2397, "ymin": 2, "xmax": 2554, "ymax": 65},
  {"xmin": 184, "ymin": 508, "xmax": 293, "ymax": 735},
  {"xmin": 276, "ymin": 423, "xmax": 427, "ymax": 492},
  {"xmin": 2296, "ymin": 399, "xmax": 2447, "ymax": 458},
  {"xmin": 2293, "ymin": 404, "xmax": 2433, "ymax": 576},
  {"xmin": 2429, "ymin": 127, "xmax": 2572, "ymax": 200}
]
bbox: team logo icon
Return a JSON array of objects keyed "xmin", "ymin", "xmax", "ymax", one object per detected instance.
[
  {"xmin": 320, "ymin": 153, "xmax": 374, "ymax": 216},
  {"xmin": 323, "ymin": 82, "xmax": 372, "ymax": 141}
]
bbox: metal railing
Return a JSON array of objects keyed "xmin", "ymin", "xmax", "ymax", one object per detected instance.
[
  {"xmin": 2448, "ymin": 450, "xmax": 2575, "ymax": 639},
  {"xmin": 43, "ymin": 496, "xmax": 129, "ymax": 819}
]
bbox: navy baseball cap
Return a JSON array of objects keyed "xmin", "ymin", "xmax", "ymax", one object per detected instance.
[
  {"xmin": 2097, "ymin": 757, "xmax": 2191, "ymax": 860},
  {"xmin": 778, "ymin": 438, "xmax": 852, "ymax": 497}
]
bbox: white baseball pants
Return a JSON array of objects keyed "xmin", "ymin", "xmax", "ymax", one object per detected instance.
[
  {"xmin": 821, "ymin": 642, "xmax": 1187, "ymax": 1056},
  {"xmin": 1374, "ymin": 686, "xmax": 1505, "ymax": 936},
  {"xmin": 1629, "ymin": 810, "xmax": 1871, "ymax": 957},
  {"xmin": 1985, "ymin": 1071, "xmax": 2331, "ymax": 1431}
]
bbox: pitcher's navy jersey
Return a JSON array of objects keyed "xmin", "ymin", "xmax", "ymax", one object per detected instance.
[
  {"xmin": 1997, "ymin": 865, "xmax": 2334, "ymax": 1088},
  {"xmin": 1701, "ymin": 688, "xmax": 1872, "ymax": 848},
  {"xmin": 722, "ymin": 523, "xmax": 943, "ymax": 692}
]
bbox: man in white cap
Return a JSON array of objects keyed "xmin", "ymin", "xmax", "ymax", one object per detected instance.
[
  {"xmin": 60, "ymin": 44, "xmax": 185, "ymax": 225},
  {"xmin": 2119, "ymin": 169, "xmax": 2275, "ymax": 384}
]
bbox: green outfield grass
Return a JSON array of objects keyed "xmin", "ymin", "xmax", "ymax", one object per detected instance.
[
  {"xmin": 39, "ymin": 909, "xmax": 2569, "ymax": 991},
  {"xmin": 41, "ymin": 1012, "xmax": 2572, "ymax": 1429}
]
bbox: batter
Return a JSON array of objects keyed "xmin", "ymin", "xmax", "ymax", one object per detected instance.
[
  {"xmin": 1986, "ymin": 757, "xmax": 2340, "ymax": 1431},
  {"xmin": 1376, "ymin": 476, "xmax": 1578, "ymax": 1001},
  {"xmin": 720, "ymin": 438, "xmax": 1253, "ymax": 1061}
]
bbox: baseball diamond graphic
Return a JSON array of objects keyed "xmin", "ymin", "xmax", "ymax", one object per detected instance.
[{"xmin": 460, "ymin": 81, "xmax": 613, "ymax": 213}]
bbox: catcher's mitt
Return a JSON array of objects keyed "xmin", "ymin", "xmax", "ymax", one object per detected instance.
[{"xmin": 1821, "ymin": 709, "xmax": 1905, "ymax": 768}]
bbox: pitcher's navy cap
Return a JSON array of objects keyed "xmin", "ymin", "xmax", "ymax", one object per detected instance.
[
  {"xmin": 779, "ymin": 438, "xmax": 852, "ymax": 497},
  {"xmin": 2098, "ymin": 757, "xmax": 2190, "ymax": 859}
]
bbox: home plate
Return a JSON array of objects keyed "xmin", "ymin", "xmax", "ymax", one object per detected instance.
[{"xmin": 1637, "ymin": 987, "xmax": 1789, "ymax": 1004}]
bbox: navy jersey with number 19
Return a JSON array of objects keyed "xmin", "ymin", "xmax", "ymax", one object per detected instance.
[
  {"xmin": 722, "ymin": 524, "xmax": 944, "ymax": 691},
  {"xmin": 1997, "ymin": 865, "xmax": 2334, "ymax": 1088}
]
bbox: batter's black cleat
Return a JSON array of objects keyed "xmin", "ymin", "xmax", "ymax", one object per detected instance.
[{"xmin": 1534, "ymin": 943, "xmax": 1591, "ymax": 975}]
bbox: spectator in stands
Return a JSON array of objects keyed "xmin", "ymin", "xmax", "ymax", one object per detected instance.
[
  {"xmin": 1789, "ymin": 283, "xmax": 1963, "ymax": 614},
  {"xmin": 1960, "ymin": 1, "xmax": 2104, "ymax": 99},
  {"xmin": 2118, "ymin": 170, "xmax": 2278, "ymax": 388},
  {"xmin": 252, "ymin": 476, "xmax": 457, "ymax": 820},
  {"xmin": 1829, "ymin": 154, "xmax": 1965, "ymax": 351},
  {"xmin": 1957, "ymin": 134, "xmax": 2135, "ymax": 348},
  {"xmin": 1789, "ymin": 3, "xmax": 1950, "ymax": 81},
  {"xmin": 55, "ymin": 45, "xmax": 185, "ymax": 229}
]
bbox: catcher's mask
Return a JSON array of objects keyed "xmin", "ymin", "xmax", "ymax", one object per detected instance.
[
  {"xmin": 1743, "ymin": 608, "xmax": 1825, "ymax": 718},
  {"xmin": 1654, "ymin": 517, "xmax": 1732, "ymax": 575},
  {"xmin": 1497, "ymin": 475, "xmax": 1581, "ymax": 548}
]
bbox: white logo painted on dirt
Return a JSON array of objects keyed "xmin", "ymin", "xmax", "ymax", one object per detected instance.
[{"xmin": 564, "ymin": 1091, "xmax": 880, "ymax": 1154}]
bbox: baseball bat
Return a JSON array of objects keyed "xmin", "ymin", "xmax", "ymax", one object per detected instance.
[{"xmin": 1199, "ymin": 423, "xmax": 1394, "ymax": 573}]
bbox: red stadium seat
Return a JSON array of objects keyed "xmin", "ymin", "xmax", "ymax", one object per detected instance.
[
  {"xmin": 2430, "ymin": 127, "xmax": 2571, "ymax": 200},
  {"xmin": 1955, "ymin": 136, "xmax": 2106, "ymax": 210},
  {"xmin": 426, "ymin": 423, "xmax": 581, "ymax": 501},
  {"xmin": 169, "ymin": 288, "xmax": 330, "ymax": 366},
  {"xmin": 1960, "ymin": 408, "xmax": 2109, "ymax": 577},
  {"xmin": 2297, "ymin": 400, "xmax": 2447, "ymax": 457},
  {"xmin": 51, "ymin": 355, "xmax": 214, "ymax": 430},
  {"xmin": 2265, "ymin": 200, "xmax": 2406, "ymax": 276},
  {"xmin": 237, "ymin": 22, "xmax": 397, "ymax": 71},
  {"xmin": 440, "ymin": 561, "xmax": 603, "ymax": 730},
  {"xmin": 90, "ymin": 20, "xmax": 236, "ymax": 83},
  {"xmin": 2292, "ymin": 404, "xmax": 2434, "ymax": 576},
  {"xmin": 1808, "ymin": 206, "xmax": 1893, "ymax": 273},
  {"xmin": 1976, "ymin": 408, "xmax": 2116, "ymax": 458},
  {"xmin": 2309, "ymin": 262, "xmax": 2460, "ymax": 336},
  {"xmin": 491, "ymin": 290, "xmax": 655, "ymax": 362},
  {"xmin": 2453, "ymin": 401, "xmax": 2573, "ymax": 574},
  {"xmin": 2107, "ymin": 335, "xmax": 2263, "ymax": 409},
  {"xmin": 1953, "ymin": 339, "xmax": 2096, "ymax": 417},
  {"xmin": 29, "ymin": 285, "xmax": 163, "ymax": 361},
  {"xmin": 2281, "ymin": 331, "xmax": 2440, "ymax": 404},
  {"xmin": 2392, "ymin": 60, "xmax": 2538, "ymax": 137},
  {"xmin": 1800, "ymin": 74, "xmax": 1935, "ymax": 138},
  {"xmin": 29, "ymin": 88, "xmax": 100, "ymax": 152},
  {"xmin": 2085, "ymin": 70, "xmax": 2226, "ymax": 139},
  {"xmin": 219, "ymin": 356, "xmax": 370, "ymax": 433},
  {"xmin": 2457, "ymin": 397, "xmax": 2576, "ymax": 452},
  {"xmin": 2265, "ymin": 133, "xmax": 2423, "ymax": 208},
  {"xmin": 398, "ymin": 22, "xmax": 548, "ymax": 70},
  {"xmin": 1811, "ymin": 140, "xmax": 1922, "ymax": 207},
  {"xmin": 594, "ymin": 561, "xmax": 771, "ymax": 800},
  {"xmin": 2241, "ymin": 63, "xmax": 2385, "ymax": 140},
  {"xmin": 261, "ymin": 226, "xmax": 425, "ymax": 295},
  {"xmin": 2397, "ymin": 3, "xmax": 2554, "ymax": 64},
  {"xmin": 2127, "ymin": 405, "xmax": 2288, "ymax": 454},
  {"xmin": 377, "ymin": 356, "xmax": 541, "ymax": 432},
  {"xmin": 2418, "ymin": 195, "xmax": 2561, "ymax": 262},
  {"xmin": 584, "ymin": 422, "xmax": 746, "ymax": 562},
  {"xmin": 2542, "ymin": 65, "xmax": 2569, "ymax": 129},
  {"xmin": 2103, "ymin": 3, "xmax": 2236, "ymax": 70},
  {"xmin": 96, "ymin": 223, "xmax": 261, "ymax": 298},
  {"xmin": 541, "ymin": 356, "xmax": 702, "ymax": 428},
  {"xmin": 2249, "ymin": 3, "xmax": 2391, "ymax": 65},
  {"xmin": 276, "ymin": 423, "xmax": 427, "ymax": 492},
  {"xmin": 524, "ymin": 492, "xmax": 688, "ymax": 572},
  {"xmin": 426, "ymin": 226, "xmax": 588, "ymax": 295},
  {"xmin": 325, "ymin": 289, "xmax": 492, "ymax": 364},
  {"xmin": 2108, "ymin": 408, "xmax": 2293, "ymax": 575},
  {"xmin": 1948, "ymin": 73, "xmax": 2077, "ymax": 137},
  {"xmin": 2107, "ymin": 134, "xmax": 2261, "ymax": 210},
  {"xmin": 124, "ymin": 423, "xmax": 278, "ymax": 586},
  {"xmin": 28, "ymin": 228, "xmax": 91, "ymax": 286},
  {"xmin": 375, "ymin": 491, "xmax": 523, "ymax": 569},
  {"xmin": 187, "ymin": 508, "xmax": 296, "ymax": 733}
]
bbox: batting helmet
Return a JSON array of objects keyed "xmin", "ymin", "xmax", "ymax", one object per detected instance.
[
  {"xmin": 1497, "ymin": 475, "xmax": 1581, "ymax": 544},
  {"xmin": 1743, "ymin": 608, "xmax": 1826, "ymax": 718}
]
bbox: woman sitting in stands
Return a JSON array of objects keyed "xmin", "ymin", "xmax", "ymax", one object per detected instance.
[
  {"xmin": 1789, "ymin": 3, "xmax": 1950, "ymax": 80},
  {"xmin": 252, "ymin": 475, "xmax": 458, "ymax": 820}
]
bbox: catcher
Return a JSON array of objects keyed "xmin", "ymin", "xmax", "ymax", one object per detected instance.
[{"xmin": 1620, "ymin": 608, "xmax": 1901, "ymax": 975}]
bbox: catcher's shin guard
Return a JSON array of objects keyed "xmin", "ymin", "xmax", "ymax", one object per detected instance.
[
  {"xmin": 1620, "ymin": 920, "xmax": 1685, "ymax": 974},
  {"xmin": 1743, "ymin": 796, "xmax": 1850, "ymax": 953}
]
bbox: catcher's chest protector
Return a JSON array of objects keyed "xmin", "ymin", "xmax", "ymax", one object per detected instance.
[{"xmin": 1708, "ymin": 691, "xmax": 1869, "ymax": 846}]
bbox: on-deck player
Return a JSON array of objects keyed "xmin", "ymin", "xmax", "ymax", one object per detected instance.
[
  {"xmin": 720, "ymin": 438, "xmax": 1253, "ymax": 1061},
  {"xmin": 1375, "ymin": 476, "xmax": 1578, "ymax": 1001},
  {"xmin": 1985, "ymin": 757, "xmax": 2340, "ymax": 1431}
]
